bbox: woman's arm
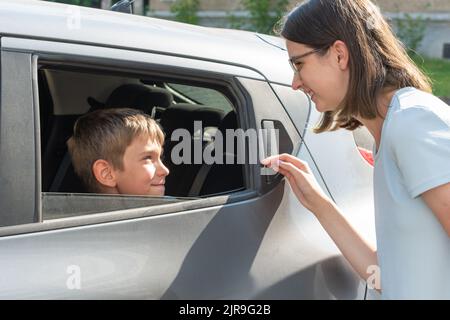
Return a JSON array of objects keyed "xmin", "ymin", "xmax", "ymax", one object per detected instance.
[
  {"xmin": 262, "ymin": 154, "xmax": 379, "ymax": 287},
  {"xmin": 422, "ymin": 182, "xmax": 450, "ymax": 237},
  {"xmin": 314, "ymin": 200, "xmax": 379, "ymax": 286}
]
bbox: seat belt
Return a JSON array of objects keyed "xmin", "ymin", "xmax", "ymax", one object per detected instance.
[
  {"xmin": 49, "ymin": 152, "xmax": 72, "ymax": 192},
  {"xmin": 188, "ymin": 152, "xmax": 236, "ymax": 197},
  {"xmin": 188, "ymin": 163, "xmax": 213, "ymax": 197}
]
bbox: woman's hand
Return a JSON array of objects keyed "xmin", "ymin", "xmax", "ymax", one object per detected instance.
[
  {"xmin": 262, "ymin": 154, "xmax": 380, "ymax": 283},
  {"xmin": 261, "ymin": 154, "xmax": 332, "ymax": 214}
]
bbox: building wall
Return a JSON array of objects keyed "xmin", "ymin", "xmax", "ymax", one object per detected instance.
[
  {"xmin": 417, "ymin": 21, "xmax": 450, "ymax": 58},
  {"xmin": 148, "ymin": 0, "xmax": 450, "ymax": 59},
  {"xmin": 149, "ymin": 0, "xmax": 239, "ymax": 11},
  {"xmin": 149, "ymin": 0, "xmax": 450, "ymax": 12},
  {"xmin": 374, "ymin": 0, "xmax": 450, "ymax": 12}
]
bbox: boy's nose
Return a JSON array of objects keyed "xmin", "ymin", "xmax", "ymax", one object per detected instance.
[{"xmin": 157, "ymin": 160, "xmax": 170, "ymax": 177}]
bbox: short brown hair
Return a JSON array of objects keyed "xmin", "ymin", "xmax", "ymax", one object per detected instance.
[
  {"xmin": 278, "ymin": 0, "xmax": 432, "ymax": 133},
  {"xmin": 67, "ymin": 108, "xmax": 165, "ymax": 192}
]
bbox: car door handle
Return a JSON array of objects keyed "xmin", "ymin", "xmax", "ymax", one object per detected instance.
[{"xmin": 260, "ymin": 120, "xmax": 280, "ymax": 183}]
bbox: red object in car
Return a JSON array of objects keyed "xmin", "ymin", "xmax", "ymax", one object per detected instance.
[{"xmin": 358, "ymin": 147, "xmax": 374, "ymax": 167}]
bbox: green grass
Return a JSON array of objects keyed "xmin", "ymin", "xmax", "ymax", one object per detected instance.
[{"xmin": 411, "ymin": 55, "xmax": 450, "ymax": 98}]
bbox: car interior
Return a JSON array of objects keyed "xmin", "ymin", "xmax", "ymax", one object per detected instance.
[{"xmin": 38, "ymin": 65, "xmax": 245, "ymax": 214}]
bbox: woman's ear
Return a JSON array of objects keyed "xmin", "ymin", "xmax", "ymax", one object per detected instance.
[
  {"xmin": 92, "ymin": 159, "xmax": 117, "ymax": 188},
  {"xmin": 333, "ymin": 40, "xmax": 349, "ymax": 70}
]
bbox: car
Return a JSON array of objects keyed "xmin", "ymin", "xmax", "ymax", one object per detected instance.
[{"xmin": 0, "ymin": 0, "xmax": 378, "ymax": 299}]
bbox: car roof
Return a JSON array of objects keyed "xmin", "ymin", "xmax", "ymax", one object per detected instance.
[{"xmin": 0, "ymin": 0, "xmax": 291, "ymax": 84}]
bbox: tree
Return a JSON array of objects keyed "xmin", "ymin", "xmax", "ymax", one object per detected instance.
[
  {"xmin": 46, "ymin": 0, "xmax": 145, "ymax": 15},
  {"xmin": 46, "ymin": 0, "xmax": 102, "ymax": 7},
  {"xmin": 229, "ymin": 0, "xmax": 290, "ymax": 35},
  {"xmin": 395, "ymin": 13, "xmax": 428, "ymax": 55},
  {"xmin": 170, "ymin": 0, "xmax": 200, "ymax": 25}
]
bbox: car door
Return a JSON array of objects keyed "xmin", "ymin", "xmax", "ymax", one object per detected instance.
[{"xmin": 0, "ymin": 37, "xmax": 364, "ymax": 299}]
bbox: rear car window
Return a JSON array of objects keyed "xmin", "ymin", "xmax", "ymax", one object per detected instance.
[
  {"xmin": 38, "ymin": 65, "xmax": 245, "ymax": 220},
  {"xmin": 166, "ymin": 83, "xmax": 234, "ymax": 113}
]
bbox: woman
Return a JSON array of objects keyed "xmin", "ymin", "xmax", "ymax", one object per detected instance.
[{"xmin": 263, "ymin": 0, "xmax": 450, "ymax": 299}]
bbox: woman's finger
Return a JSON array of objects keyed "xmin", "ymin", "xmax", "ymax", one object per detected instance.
[
  {"xmin": 276, "ymin": 166, "xmax": 292, "ymax": 179},
  {"xmin": 279, "ymin": 154, "xmax": 311, "ymax": 173},
  {"xmin": 262, "ymin": 154, "xmax": 310, "ymax": 173},
  {"xmin": 278, "ymin": 160, "xmax": 307, "ymax": 179},
  {"xmin": 276, "ymin": 166, "xmax": 307, "ymax": 204},
  {"xmin": 275, "ymin": 165, "xmax": 303, "ymax": 189}
]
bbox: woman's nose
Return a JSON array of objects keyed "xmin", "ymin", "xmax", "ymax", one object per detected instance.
[{"xmin": 291, "ymin": 72, "xmax": 303, "ymax": 91}]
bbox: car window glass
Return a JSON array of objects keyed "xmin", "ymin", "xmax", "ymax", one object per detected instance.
[
  {"xmin": 38, "ymin": 65, "xmax": 245, "ymax": 220},
  {"xmin": 166, "ymin": 83, "xmax": 234, "ymax": 113}
]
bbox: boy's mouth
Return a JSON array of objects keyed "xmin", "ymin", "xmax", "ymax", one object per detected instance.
[{"xmin": 150, "ymin": 182, "xmax": 165, "ymax": 195}]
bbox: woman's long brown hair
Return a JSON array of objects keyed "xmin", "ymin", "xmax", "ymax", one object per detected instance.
[{"xmin": 278, "ymin": 0, "xmax": 432, "ymax": 133}]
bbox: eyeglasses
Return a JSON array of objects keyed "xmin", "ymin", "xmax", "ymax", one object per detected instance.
[{"xmin": 288, "ymin": 46, "xmax": 329, "ymax": 74}]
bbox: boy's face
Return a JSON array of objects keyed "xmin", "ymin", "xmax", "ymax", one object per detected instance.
[{"xmin": 113, "ymin": 134, "xmax": 169, "ymax": 196}]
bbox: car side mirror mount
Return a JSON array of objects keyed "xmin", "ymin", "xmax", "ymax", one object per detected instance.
[{"xmin": 111, "ymin": 0, "xmax": 135, "ymax": 14}]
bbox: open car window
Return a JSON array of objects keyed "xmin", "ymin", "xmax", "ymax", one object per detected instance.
[{"xmin": 39, "ymin": 63, "xmax": 246, "ymax": 220}]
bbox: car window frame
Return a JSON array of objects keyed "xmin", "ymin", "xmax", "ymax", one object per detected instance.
[
  {"xmin": 36, "ymin": 60, "xmax": 254, "ymax": 215},
  {"xmin": 0, "ymin": 49, "xmax": 39, "ymax": 228},
  {"xmin": 0, "ymin": 37, "xmax": 288, "ymax": 236}
]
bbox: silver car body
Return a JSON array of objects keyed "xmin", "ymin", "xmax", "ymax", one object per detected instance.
[{"xmin": 0, "ymin": 0, "xmax": 378, "ymax": 299}]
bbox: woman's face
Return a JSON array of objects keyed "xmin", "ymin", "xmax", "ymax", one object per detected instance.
[{"xmin": 286, "ymin": 40, "xmax": 350, "ymax": 113}]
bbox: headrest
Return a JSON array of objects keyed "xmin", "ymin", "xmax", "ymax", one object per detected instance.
[
  {"xmin": 106, "ymin": 84, "xmax": 173, "ymax": 111},
  {"xmin": 87, "ymin": 84, "xmax": 173, "ymax": 114}
]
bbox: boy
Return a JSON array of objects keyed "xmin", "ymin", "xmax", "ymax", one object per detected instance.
[{"xmin": 67, "ymin": 108, "xmax": 169, "ymax": 196}]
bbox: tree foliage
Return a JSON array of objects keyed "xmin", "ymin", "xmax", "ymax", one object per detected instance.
[
  {"xmin": 229, "ymin": 0, "xmax": 289, "ymax": 34},
  {"xmin": 395, "ymin": 13, "xmax": 428, "ymax": 55},
  {"xmin": 242, "ymin": 0, "xmax": 289, "ymax": 34},
  {"xmin": 45, "ymin": 0, "xmax": 102, "ymax": 7},
  {"xmin": 170, "ymin": 0, "xmax": 200, "ymax": 25}
]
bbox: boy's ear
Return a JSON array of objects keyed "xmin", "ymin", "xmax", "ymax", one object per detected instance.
[{"xmin": 92, "ymin": 159, "xmax": 117, "ymax": 188}]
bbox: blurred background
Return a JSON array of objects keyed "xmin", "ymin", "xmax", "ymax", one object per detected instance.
[{"xmin": 43, "ymin": 0, "xmax": 450, "ymax": 102}]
